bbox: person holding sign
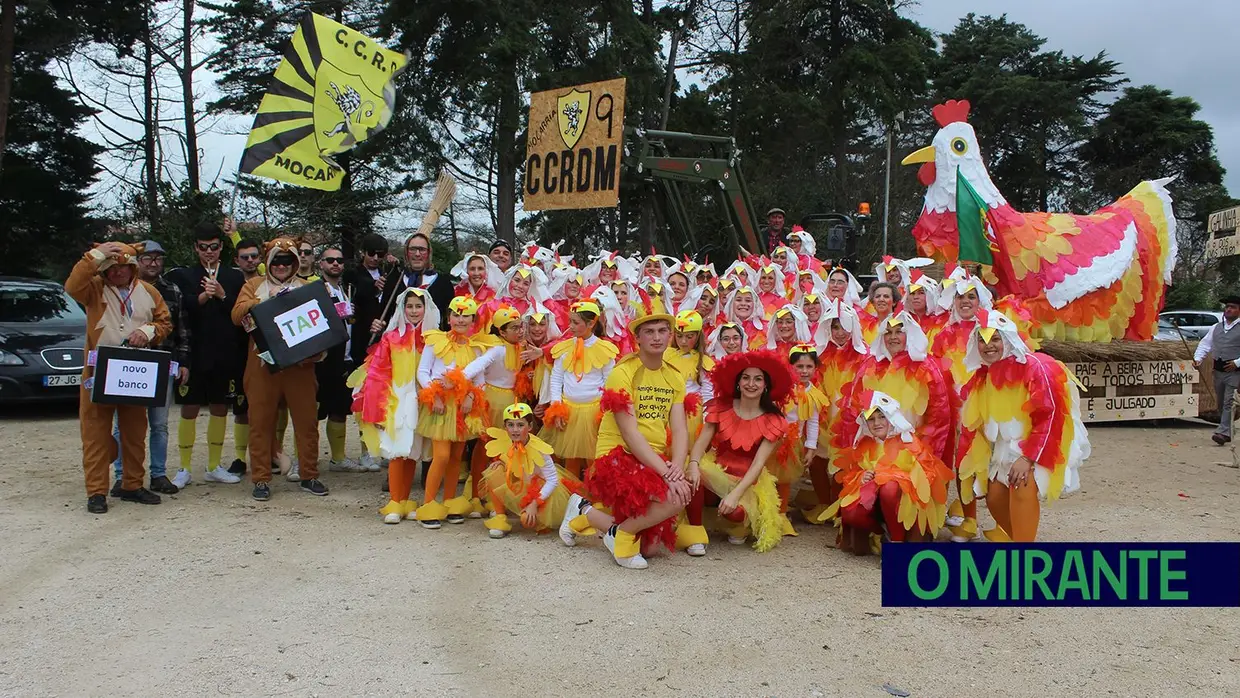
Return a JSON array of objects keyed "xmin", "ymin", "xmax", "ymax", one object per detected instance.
[
  {"xmin": 556, "ymin": 313, "xmax": 692, "ymax": 570},
  {"xmin": 232, "ymin": 238, "xmax": 329, "ymax": 502},
  {"xmin": 65, "ymin": 242, "xmax": 172, "ymax": 514}
]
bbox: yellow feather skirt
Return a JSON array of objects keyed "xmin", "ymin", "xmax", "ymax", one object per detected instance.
[{"xmin": 537, "ymin": 397, "xmax": 601, "ymax": 459}]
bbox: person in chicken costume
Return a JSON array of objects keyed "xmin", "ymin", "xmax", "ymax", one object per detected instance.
[
  {"xmin": 480, "ymin": 403, "xmax": 583, "ymax": 539},
  {"xmin": 450, "ymin": 252, "xmax": 503, "ymax": 305},
  {"xmin": 415, "ymin": 295, "xmax": 491, "ymax": 528},
  {"xmin": 956, "ymin": 310, "xmax": 1088, "ymax": 542},
  {"xmin": 462, "ymin": 305, "xmax": 536, "ymax": 518},
  {"xmin": 903, "ymin": 270, "xmax": 947, "ymax": 338},
  {"xmin": 686, "ymin": 349, "xmax": 795, "ymax": 552},
  {"xmin": 721, "ymin": 287, "xmax": 767, "ymax": 349},
  {"xmin": 902, "ymin": 99, "xmax": 1176, "ymax": 342},
  {"xmin": 802, "ymin": 299, "xmax": 868, "ymax": 525},
  {"xmin": 840, "ymin": 311, "xmax": 954, "ymax": 470},
  {"xmin": 351, "ymin": 287, "xmax": 438, "ymax": 523},
  {"xmin": 541, "ymin": 300, "xmax": 619, "ymax": 480},
  {"xmin": 231, "ymin": 238, "xmax": 328, "ymax": 501},
  {"xmin": 820, "ymin": 390, "xmax": 954, "ymax": 554},
  {"xmin": 770, "ymin": 343, "xmax": 829, "ymax": 535},
  {"xmin": 666, "ymin": 309, "xmax": 715, "ymax": 441},
  {"xmin": 556, "ymin": 313, "xmax": 692, "ymax": 571},
  {"xmin": 66, "ymin": 242, "xmax": 173, "ymax": 513}
]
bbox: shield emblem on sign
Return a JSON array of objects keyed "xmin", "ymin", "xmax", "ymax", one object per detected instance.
[
  {"xmin": 313, "ymin": 60, "xmax": 390, "ymax": 156},
  {"xmin": 557, "ymin": 88, "xmax": 592, "ymax": 150}
]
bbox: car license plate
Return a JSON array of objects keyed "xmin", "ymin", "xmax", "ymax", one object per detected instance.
[{"xmin": 43, "ymin": 374, "xmax": 81, "ymax": 387}]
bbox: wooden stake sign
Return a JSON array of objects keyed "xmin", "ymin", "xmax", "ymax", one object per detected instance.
[{"xmin": 523, "ymin": 77, "xmax": 627, "ymax": 211}]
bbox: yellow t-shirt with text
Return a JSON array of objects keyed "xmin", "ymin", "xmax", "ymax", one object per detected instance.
[{"xmin": 594, "ymin": 354, "xmax": 686, "ymax": 458}]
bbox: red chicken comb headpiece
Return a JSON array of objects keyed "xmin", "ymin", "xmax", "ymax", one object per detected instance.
[{"xmin": 932, "ymin": 99, "xmax": 970, "ymax": 128}]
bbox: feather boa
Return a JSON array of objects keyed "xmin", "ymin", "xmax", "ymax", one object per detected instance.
[
  {"xmin": 587, "ymin": 446, "xmax": 676, "ymax": 556},
  {"xmin": 600, "ymin": 388, "xmax": 633, "ymax": 414}
]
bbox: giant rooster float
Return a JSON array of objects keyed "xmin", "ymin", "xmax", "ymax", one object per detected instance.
[{"xmin": 901, "ymin": 99, "xmax": 1177, "ymax": 342}]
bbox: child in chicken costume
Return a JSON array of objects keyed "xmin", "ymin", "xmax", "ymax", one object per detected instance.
[
  {"xmin": 956, "ymin": 310, "xmax": 1088, "ymax": 542},
  {"xmin": 803, "ymin": 299, "xmax": 869, "ymax": 525},
  {"xmin": 232, "ymin": 238, "xmax": 327, "ymax": 501},
  {"xmin": 902, "ymin": 99, "xmax": 1176, "ymax": 342},
  {"xmin": 821, "ymin": 391, "xmax": 954, "ymax": 554},
  {"xmin": 686, "ymin": 349, "xmax": 793, "ymax": 552},
  {"xmin": 541, "ymin": 300, "xmax": 619, "ymax": 480},
  {"xmin": 351, "ymin": 288, "xmax": 437, "ymax": 523},
  {"xmin": 66, "ymin": 242, "xmax": 173, "ymax": 512},
  {"xmin": 481, "ymin": 403, "xmax": 583, "ymax": 539},
  {"xmin": 769, "ymin": 344, "xmax": 829, "ymax": 536},
  {"xmin": 839, "ymin": 311, "xmax": 955, "ymax": 470},
  {"xmin": 415, "ymin": 296, "xmax": 491, "ymax": 528}
]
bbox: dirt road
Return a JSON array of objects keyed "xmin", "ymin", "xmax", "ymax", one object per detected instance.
[{"xmin": 0, "ymin": 405, "xmax": 1236, "ymax": 697}]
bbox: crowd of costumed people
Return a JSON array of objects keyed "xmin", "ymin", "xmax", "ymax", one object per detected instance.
[{"xmin": 350, "ymin": 233, "xmax": 1090, "ymax": 570}]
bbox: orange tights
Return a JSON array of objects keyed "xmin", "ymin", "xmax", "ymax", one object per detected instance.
[
  {"xmin": 469, "ymin": 439, "xmax": 490, "ymax": 499},
  {"xmin": 563, "ymin": 458, "xmax": 590, "ymax": 480},
  {"xmin": 425, "ymin": 440, "xmax": 465, "ymax": 504},
  {"xmin": 986, "ymin": 479, "xmax": 1040, "ymax": 541},
  {"xmin": 388, "ymin": 457, "xmax": 418, "ymax": 502}
]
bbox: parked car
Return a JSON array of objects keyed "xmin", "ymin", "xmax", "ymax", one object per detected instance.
[
  {"xmin": 1158, "ymin": 310, "xmax": 1222, "ymax": 340},
  {"xmin": 1154, "ymin": 319, "xmax": 1181, "ymax": 341},
  {"xmin": 0, "ymin": 277, "xmax": 87, "ymax": 403}
]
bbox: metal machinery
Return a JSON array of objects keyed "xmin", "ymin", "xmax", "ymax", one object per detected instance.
[{"xmin": 623, "ymin": 128, "xmax": 761, "ymax": 257}]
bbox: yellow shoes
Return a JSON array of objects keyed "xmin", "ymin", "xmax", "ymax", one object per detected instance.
[
  {"xmin": 484, "ymin": 513, "xmax": 512, "ymax": 539},
  {"xmin": 380, "ymin": 500, "xmax": 403, "ymax": 524}
]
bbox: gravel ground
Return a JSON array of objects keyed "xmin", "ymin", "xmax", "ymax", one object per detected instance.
[{"xmin": 0, "ymin": 404, "xmax": 1237, "ymax": 697}]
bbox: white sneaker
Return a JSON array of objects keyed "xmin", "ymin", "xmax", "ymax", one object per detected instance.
[
  {"xmin": 285, "ymin": 459, "xmax": 300, "ymax": 482},
  {"xmin": 602, "ymin": 528, "xmax": 648, "ymax": 570},
  {"xmin": 686, "ymin": 543, "xmax": 707, "ymax": 557},
  {"xmin": 205, "ymin": 467, "xmax": 241, "ymax": 484},
  {"xmin": 727, "ymin": 535, "xmax": 746, "ymax": 546},
  {"xmin": 171, "ymin": 469, "xmax": 191, "ymax": 489},
  {"xmin": 945, "ymin": 514, "xmax": 965, "ymax": 527},
  {"xmin": 559, "ymin": 494, "xmax": 583, "ymax": 547},
  {"xmin": 359, "ymin": 453, "xmax": 378, "ymax": 471},
  {"xmin": 328, "ymin": 458, "xmax": 361, "ymax": 473},
  {"xmin": 488, "ymin": 528, "xmax": 506, "ymax": 539},
  {"xmin": 383, "ymin": 511, "xmax": 402, "ymax": 524}
]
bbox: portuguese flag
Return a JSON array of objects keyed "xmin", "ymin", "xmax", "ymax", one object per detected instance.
[{"xmin": 956, "ymin": 166, "xmax": 994, "ymax": 266}]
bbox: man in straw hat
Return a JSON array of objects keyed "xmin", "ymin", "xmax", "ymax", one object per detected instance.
[
  {"xmin": 557, "ymin": 312, "xmax": 693, "ymax": 570},
  {"xmin": 65, "ymin": 242, "xmax": 173, "ymax": 514}
]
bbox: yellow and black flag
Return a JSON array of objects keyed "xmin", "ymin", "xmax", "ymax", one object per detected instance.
[{"xmin": 238, "ymin": 13, "xmax": 407, "ymax": 191}]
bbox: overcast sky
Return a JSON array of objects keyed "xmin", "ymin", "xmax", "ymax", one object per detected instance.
[
  {"xmin": 113, "ymin": 0, "xmax": 1239, "ymax": 214},
  {"xmin": 902, "ymin": 0, "xmax": 1240, "ymax": 193}
]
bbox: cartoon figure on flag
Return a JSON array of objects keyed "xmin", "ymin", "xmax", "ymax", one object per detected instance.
[{"xmin": 238, "ymin": 13, "xmax": 408, "ymax": 191}]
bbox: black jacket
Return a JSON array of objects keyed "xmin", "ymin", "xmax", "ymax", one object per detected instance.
[{"xmin": 165, "ymin": 265, "xmax": 245, "ymax": 372}]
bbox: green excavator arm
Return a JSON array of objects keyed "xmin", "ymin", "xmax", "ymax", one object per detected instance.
[{"xmin": 623, "ymin": 128, "xmax": 762, "ymax": 257}]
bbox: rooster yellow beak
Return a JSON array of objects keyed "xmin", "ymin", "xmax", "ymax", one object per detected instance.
[{"xmin": 901, "ymin": 145, "xmax": 935, "ymax": 166}]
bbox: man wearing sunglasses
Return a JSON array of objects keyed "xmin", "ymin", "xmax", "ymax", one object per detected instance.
[
  {"xmin": 165, "ymin": 219, "xmax": 247, "ymax": 489},
  {"xmin": 296, "ymin": 241, "xmax": 317, "ymax": 281},
  {"xmin": 225, "ymin": 238, "xmax": 263, "ymax": 475},
  {"xmin": 315, "ymin": 245, "xmax": 364, "ymax": 472},
  {"xmin": 342, "ymin": 233, "xmax": 393, "ymax": 471}
]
